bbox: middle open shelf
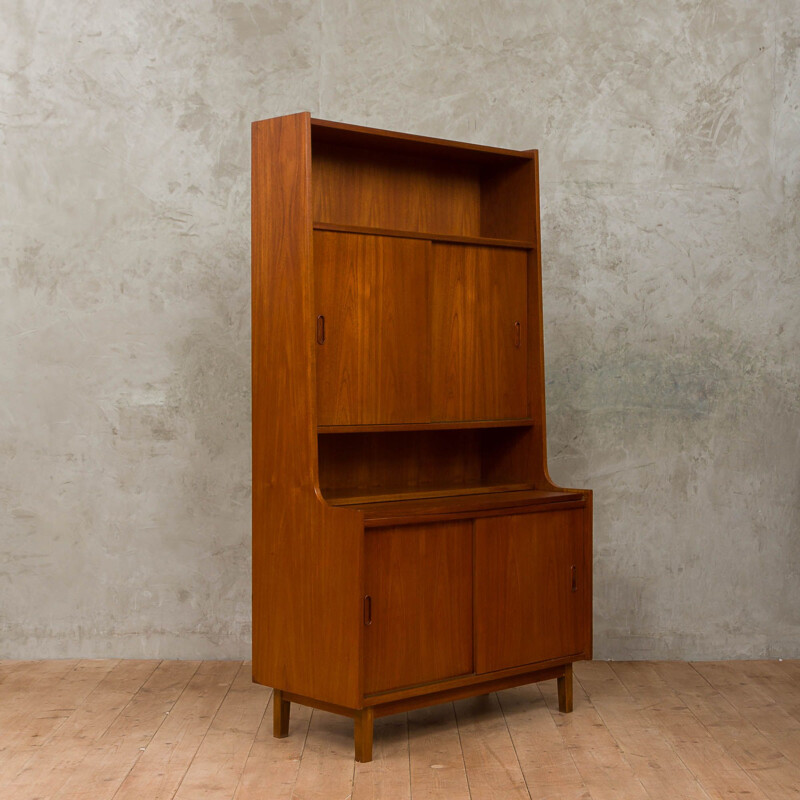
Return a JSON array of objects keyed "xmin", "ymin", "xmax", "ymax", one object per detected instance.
[
  {"xmin": 317, "ymin": 424, "xmax": 549, "ymax": 519},
  {"xmin": 323, "ymin": 481, "xmax": 533, "ymax": 506}
]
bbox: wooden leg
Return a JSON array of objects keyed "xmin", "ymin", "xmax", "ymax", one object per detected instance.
[
  {"xmin": 273, "ymin": 689, "xmax": 290, "ymax": 738},
  {"xmin": 558, "ymin": 663, "xmax": 573, "ymax": 713},
  {"xmin": 354, "ymin": 707, "xmax": 374, "ymax": 763}
]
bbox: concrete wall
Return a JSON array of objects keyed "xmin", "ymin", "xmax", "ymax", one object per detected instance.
[{"xmin": 1, "ymin": 0, "xmax": 798, "ymax": 660}]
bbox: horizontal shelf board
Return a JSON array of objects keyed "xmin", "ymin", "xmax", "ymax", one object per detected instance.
[
  {"xmin": 313, "ymin": 222, "xmax": 535, "ymax": 250},
  {"xmin": 310, "ymin": 117, "xmax": 533, "ymax": 165},
  {"xmin": 318, "ymin": 418, "xmax": 535, "ymax": 434},
  {"xmin": 351, "ymin": 489, "xmax": 585, "ymax": 526},
  {"xmin": 323, "ymin": 483, "xmax": 532, "ymax": 506}
]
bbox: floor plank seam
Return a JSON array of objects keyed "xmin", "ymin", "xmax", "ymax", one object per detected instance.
[
  {"xmin": 571, "ymin": 673, "xmax": 655, "ymax": 800},
  {"xmin": 610, "ymin": 662, "xmax": 768, "ymax": 800},
  {"xmin": 452, "ymin": 700, "xmax": 475, "ymax": 800},
  {"xmin": 108, "ymin": 659, "xmax": 202, "ymax": 800},
  {"xmin": 168, "ymin": 660, "xmax": 245, "ymax": 800},
  {"xmin": 497, "ymin": 690, "xmax": 533, "ymax": 800},
  {"xmin": 600, "ymin": 663, "xmax": 715, "ymax": 800}
]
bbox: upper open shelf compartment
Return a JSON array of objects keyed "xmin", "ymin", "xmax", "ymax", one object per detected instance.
[{"xmin": 310, "ymin": 118, "xmax": 538, "ymax": 243}]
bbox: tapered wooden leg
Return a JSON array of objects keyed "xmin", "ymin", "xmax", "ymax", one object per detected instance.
[
  {"xmin": 273, "ymin": 689, "xmax": 290, "ymax": 738},
  {"xmin": 557, "ymin": 663, "xmax": 573, "ymax": 713},
  {"xmin": 354, "ymin": 707, "xmax": 374, "ymax": 762}
]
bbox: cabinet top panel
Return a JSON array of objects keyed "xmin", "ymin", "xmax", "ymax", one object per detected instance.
[{"xmin": 310, "ymin": 117, "xmax": 534, "ymax": 166}]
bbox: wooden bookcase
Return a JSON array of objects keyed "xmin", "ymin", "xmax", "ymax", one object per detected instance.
[{"xmin": 251, "ymin": 112, "xmax": 592, "ymax": 762}]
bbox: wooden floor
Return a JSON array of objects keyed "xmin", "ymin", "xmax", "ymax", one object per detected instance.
[{"xmin": 1, "ymin": 660, "xmax": 799, "ymax": 799}]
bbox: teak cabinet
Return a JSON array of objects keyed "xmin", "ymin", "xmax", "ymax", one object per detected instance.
[{"xmin": 252, "ymin": 112, "xmax": 592, "ymax": 762}]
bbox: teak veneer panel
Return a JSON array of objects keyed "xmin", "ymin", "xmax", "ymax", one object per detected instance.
[
  {"xmin": 312, "ymin": 144, "xmax": 482, "ymax": 236},
  {"xmin": 357, "ymin": 490, "xmax": 585, "ymax": 527},
  {"xmin": 324, "ymin": 482, "xmax": 532, "ymax": 506},
  {"xmin": 252, "ymin": 113, "xmax": 361, "ymax": 709},
  {"xmin": 475, "ymin": 510, "xmax": 588, "ymax": 673},
  {"xmin": 313, "ymin": 221, "xmax": 535, "ymax": 250},
  {"xmin": 431, "ymin": 244, "xmax": 528, "ymax": 421},
  {"xmin": 364, "ymin": 522, "xmax": 473, "ymax": 694},
  {"xmin": 310, "ymin": 117, "xmax": 531, "ymax": 164},
  {"xmin": 315, "ymin": 231, "xmax": 430, "ymax": 425},
  {"xmin": 317, "ymin": 429, "xmax": 483, "ymax": 497}
]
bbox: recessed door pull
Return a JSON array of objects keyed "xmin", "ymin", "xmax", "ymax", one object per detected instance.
[
  {"xmin": 514, "ymin": 321, "xmax": 521, "ymax": 347},
  {"xmin": 316, "ymin": 315, "xmax": 325, "ymax": 344},
  {"xmin": 363, "ymin": 595, "xmax": 372, "ymax": 625},
  {"xmin": 571, "ymin": 565, "xmax": 577, "ymax": 592}
]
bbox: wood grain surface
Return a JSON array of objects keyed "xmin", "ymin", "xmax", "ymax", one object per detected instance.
[{"xmin": 2, "ymin": 660, "xmax": 798, "ymax": 799}]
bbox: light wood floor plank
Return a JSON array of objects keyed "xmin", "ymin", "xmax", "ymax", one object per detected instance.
[
  {"xmin": 692, "ymin": 661, "xmax": 800, "ymax": 768},
  {"xmin": 407, "ymin": 702, "xmax": 471, "ymax": 800},
  {"xmin": 540, "ymin": 672, "xmax": 650, "ymax": 800},
  {"xmin": 1, "ymin": 660, "xmax": 796, "ymax": 798},
  {"xmin": 290, "ymin": 708, "xmax": 357, "ymax": 800},
  {"xmin": 49, "ymin": 660, "xmax": 200, "ymax": 800},
  {"xmin": 0, "ymin": 660, "xmax": 39, "ymax": 685},
  {"xmin": 454, "ymin": 693, "xmax": 530, "ymax": 800},
  {"xmin": 574, "ymin": 661, "xmax": 710, "ymax": 800},
  {"xmin": 655, "ymin": 661, "xmax": 800, "ymax": 800},
  {"xmin": 0, "ymin": 659, "xmax": 104, "ymax": 744},
  {"xmin": 0, "ymin": 660, "xmax": 113, "ymax": 747},
  {"xmin": 611, "ymin": 661, "xmax": 770, "ymax": 800},
  {"xmin": 172, "ymin": 662, "xmax": 269, "ymax": 800},
  {"xmin": 729, "ymin": 660, "xmax": 800, "ymax": 724},
  {"xmin": 0, "ymin": 660, "xmax": 118, "ymax": 788},
  {"xmin": 8, "ymin": 660, "xmax": 158, "ymax": 798},
  {"xmin": 498, "ymin": 683, "xmax": 591, "ymax": 800},
  {"xmin": 233, "ymin": 690, "xmax": 312, "ymax": 800},
  {"xmin": 112, "ymin": 660, "xmax": 242, "ymax": 800},
  {"xmin": 352, "ymin": 712, "xmax": 411, "ymax": 800}
]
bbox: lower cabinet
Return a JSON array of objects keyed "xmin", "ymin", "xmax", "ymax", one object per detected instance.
[
  {"xmin": 474, "ymin": 510, "xmax": 586, "ymax": 673},
  {"xmin": 364, "ymin": 521, "xmax": 473, "ymax": 694},
  {"xmin": 363, "ymin": 510, "xmax": 587, "ymax": 694}
]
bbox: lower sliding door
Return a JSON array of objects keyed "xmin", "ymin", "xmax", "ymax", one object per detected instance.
[
  {"xmin": 474, "ymin": 510, "xmax": 587, "ymax": 674},
  {"xmin": 364, "ymin": 521, "xmax": 473, "ymax": 694}
]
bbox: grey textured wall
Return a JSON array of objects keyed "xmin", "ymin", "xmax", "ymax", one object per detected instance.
[{"xmin": 1, "ymin": 0, "xmax": 798, "ymax": 660}]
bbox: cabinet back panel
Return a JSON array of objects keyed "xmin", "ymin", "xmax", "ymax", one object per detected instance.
[
  {"xmin": 318, "ymin": 427, "xmax": 535, "ymax": 499},
  {"xmin": 318, "ymin": 430, "xmax": 482, "ymax": 495},
  {"xmin": 312, "ymin": 143, "xmax": 482, "ymax": 236}
]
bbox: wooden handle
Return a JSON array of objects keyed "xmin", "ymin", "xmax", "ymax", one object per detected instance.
[{"xmin": 514, "ymin": 321, "xmax": 521, "ymax": 348}]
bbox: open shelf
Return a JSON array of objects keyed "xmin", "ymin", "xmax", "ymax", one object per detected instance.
[
  {"xmin": 313, "ymin": 222, "xmax": 535, "ymax": 251},
  {"xmin": 318, "ymin": 419, "xmax": 535, "ymax": 434},
  {"xmin": 311, "ymin": 118, "xmax": 532, "ymax": 166},
  {"xmin": 323, "ymin": 482, "xmax": 533, "ymax": 506},
  {"xmin": 310, "ymin": 127, "xmax": 537, "ymax": 242}
]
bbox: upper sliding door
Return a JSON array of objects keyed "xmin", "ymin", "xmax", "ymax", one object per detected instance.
[
  {"xmin": 315, "ymin": 231, "xmax": 431, "ymax": 426},
  {"xmin": 431, "ymin": 244, "xmax": 528, "ymax": 421}
]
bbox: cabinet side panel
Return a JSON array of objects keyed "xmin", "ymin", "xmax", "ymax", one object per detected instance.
[
  {"xmin": 480, "ymin": 158, "xmax": 537, "ymax": 241},
  {"xmin": 252, "ymin": 114, "xmax": 361, "ymax": 708}
]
